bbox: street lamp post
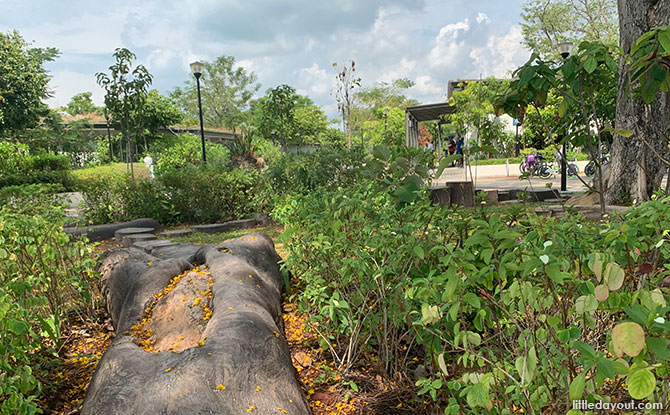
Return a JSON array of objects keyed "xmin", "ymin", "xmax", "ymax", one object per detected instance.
[
  {"xmin": 513, "ymin": 118, "xmax": 521, "ymax": 157},
  {"xmin": 382, "ymin": 108, "xmax": 389, "ymax": 143},
  {"xmin": 557, "ymin": 41, "xmax": 574, "ymax": 192},
  {"xmin": 190, "ymin": 61, "xmax": 207, "ymax": 163}
]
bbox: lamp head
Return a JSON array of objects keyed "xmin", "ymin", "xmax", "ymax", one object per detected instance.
[
  {"xmin": 190, "ymin": 61, "xmax": 205, "ymax": 78},
  {"xmin": 557, "ymin": 41, "xmax": 574, "ymax": 59}
]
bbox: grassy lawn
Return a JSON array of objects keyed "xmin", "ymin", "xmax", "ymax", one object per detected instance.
[
  {"xmin": 166, "ymin": 225, "xmax": 283, "ymax": 246},
  {"xmin": 73, "ymin": 163, "xmax": 149, "ymax": 183}
]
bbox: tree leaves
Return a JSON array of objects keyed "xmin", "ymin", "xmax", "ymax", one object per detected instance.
[
  {"xmin": 594, "ymin": 284, "xmax": 609, "ymax": 301},
  {"xmin": 627, "ymin": 367, "xmax": 656, "ymax": 399},
  {"xmin": 604, "ymin": 263, "xmax": 624, "ymax": 291},
  {"xmin": 569, "ymin": 372, "xmax": 586, "ymax": 400},
  {"xmin": 611, "ymin": 322, "xmax": 645, "ymax": 358}
]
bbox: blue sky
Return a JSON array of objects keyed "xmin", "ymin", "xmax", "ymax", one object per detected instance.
[{"xmin": 0, "ymin": 0, "xmax": 531, "ymax": 119}]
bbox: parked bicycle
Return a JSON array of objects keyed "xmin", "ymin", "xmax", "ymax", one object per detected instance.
[
  {"xmin": 554, "ymin": 151, "xmax": 580, "ymax": 178},
  {"xmin": 584, "ymin": 154, "xmax": 610, "ymax": 177},
  {"xmin": 519, "ymin": 153, "xmax": 552, "ymax": 179}
]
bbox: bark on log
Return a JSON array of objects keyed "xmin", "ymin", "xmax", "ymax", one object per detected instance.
[
  {"xmin": 607, "ymin": 0, "xmax": 670, "ymax": 203},
  {"xmin": 81, "ymin": 233, "xmax": 310, "ymax": 415}
]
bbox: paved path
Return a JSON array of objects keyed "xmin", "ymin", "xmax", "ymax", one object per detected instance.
[
  {"xmin": 59, "ymin": 191, "xmax": 84, "ymax": 218},
  {"xmin": 434, "ymin": 161, "xmax": 592, "ymax": 192}
]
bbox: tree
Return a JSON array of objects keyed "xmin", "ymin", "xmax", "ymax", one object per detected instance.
[
  {"xmin": 252, "ymin": 86, "xmax": 337, "ymax": 147},
  {"xmin": 142, "ymin": 90, "xmax": 183, "ymax": 137},
  {"xmin": 521, "ymin": 0, "xmax": 618, "ymax": 58},
  {"xmin": 333, "ymin": 61, "xmax": 361, "ymax": 148},
  {"xmin": 496, "ymin": 41, "xmax": 619, "ymax": 213},
  {"xmin": 362, "ymin": 107, "xmax": 406, "ymax": 147},
  {"xmin": 448, "ymin": 78, "xmax": 510, "ymax": 155},
  {"xmin": 606, "ymin": 2, "xmax": 670, "ymax": 203},
  {"xmin": 261, "ymin": 84, "xmax": 299, "ymax": 148},
  {"xmin": 352, "ymin": 78, "xmax": 418, "ymax": 139},
  {"xmin": 96, "ymin": 48, "xmax": 153, "ymax": 178},
  {"xmin": 0, "ymin": 30, "xmax": 59, "ymax": 137},
  {"xmin": 355, "ymin": 78, "xmax": 418, "ymax": 111},
  {"xmin": 64, "ymin": 92, "xmax": 101, "ymax": 116},
  {"xmin": 170, "ymin": 56, "xmax": 260, "ymax": 133}
]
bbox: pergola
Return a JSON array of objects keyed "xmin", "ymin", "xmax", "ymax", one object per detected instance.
[{"xmin": 405, "ymin": 102, "xmax": 455, "ymax": 149}]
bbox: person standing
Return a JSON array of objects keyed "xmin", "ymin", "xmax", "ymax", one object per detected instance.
[{"xmin": 455, "ymin": 136, "xmax": 464, "ymax": 166}]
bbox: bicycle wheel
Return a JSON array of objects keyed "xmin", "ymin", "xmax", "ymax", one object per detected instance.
[
  {"xmin": 568, "ymin": 164, "xmax": 579, "ymax": 177},
  {"xmin": 538, "ymin": 164, "xmax": 552, "ymax": 179},
  {"xmin": 519, "ymin": 162, "xmax": 527, "ymax": 174},
  {"xmin": 585, "ymin": 162, "xmax": 596, "ymax": 177}
]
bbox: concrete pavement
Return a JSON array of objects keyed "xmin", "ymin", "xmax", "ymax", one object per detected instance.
[{"xmin": 434, "ymin": 160, "xmax": 592, "ymax": 192}]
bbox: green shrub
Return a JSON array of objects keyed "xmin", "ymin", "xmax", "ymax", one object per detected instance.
[
  {"xmin": 0, "ymin": 206, "xmax": 97, "ymax": 414},
  {"xmin": 254, "ymin": 138, "xmax": 281, "ymax": 165},
  {"xmin": 277, "ymin": 146, "xmax": 670, "ymax": 413},
  {"xmin": 0, "ymin": 184, "xmax": 66, "ymax": 214},
  {"xmin": 81, "ymin": 165, "xmax": 260, "ymax": 225},
  {"xmin": 28, "ymin": 153, "xmax": 70, "ymax": 171},
  {"xmin": 0, "ymin": 143, "xmax": 75, "ymax": 190},
  {"xmin": 154, "ymin": 133, "xmax": 230, "ymax": 172},
  {"xmin": 265, "ymin": 147, "xmax": 365, "ymax": 196},
  {"xmin": 0, "ymin": 170, "xmax": 77, "ymax": 191},
  {"xmin": 0, "ymin": 142, "xmax": 31, "ymax": 174}
]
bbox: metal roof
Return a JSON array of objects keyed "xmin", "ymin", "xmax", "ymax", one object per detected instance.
[{"xmin": 405, "ymin": 102, "xmax": 455, "ymax": 122}]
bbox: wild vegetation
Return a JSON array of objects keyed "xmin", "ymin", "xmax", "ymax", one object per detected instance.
[{"xmin": 1, "ymin": 2, "xmax": 670, "ymax": 413}]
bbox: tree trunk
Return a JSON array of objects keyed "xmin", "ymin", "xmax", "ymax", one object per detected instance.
[{"xmin": 607, "ymin": 0, "xmax": 670, "ymax": 204}]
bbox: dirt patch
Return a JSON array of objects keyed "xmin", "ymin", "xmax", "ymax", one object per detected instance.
[
  {"xmin": 129, "ymin": 266, "xmax": 214, "ymax": 353},
  {"xmin": 565, "ymin": 192, "xmax": 600, "ymax": 205},
  {"xmin": 38, "ymin": 308, "xmax": 115, "ymax": 414}
]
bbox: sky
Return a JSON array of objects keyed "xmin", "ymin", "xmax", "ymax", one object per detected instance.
[{"xmin": 0, "ymin": 0, "xmax": 531, "ymax": 119}]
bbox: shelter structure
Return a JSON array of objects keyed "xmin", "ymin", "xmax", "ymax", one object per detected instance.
[{"xmin": 405, "ymin": 102, "xmax": 455, "ymax": 149}]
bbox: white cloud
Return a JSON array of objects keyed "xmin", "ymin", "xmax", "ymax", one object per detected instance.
[
  {"xmin": 414, "ymin": 75, "xmax": 443, "ymax": 95},
  {"xmin": 46, "ymin": 70, "xmax": 105, "ymax": 108},
  {"xmin": 476, "ymin": 13, "xmax": 491, "ymax": 24},
  {"xmin": 295, "ymin": 63, "xmax": 333, "ymax": 97},
  {"xmin": 428, "ymin": 18, "xmax": 470, "ymax": 69},
  {"xmin": 31, "ymin": 16, "xmax": 124, "ymax": 55},
  {"xmin": 469, "ymin": 25, "xmax": 529, "ymax": 78},
  {"xmin": 379, "ymin": 58, "xmax": 417, "ymax": 82}
]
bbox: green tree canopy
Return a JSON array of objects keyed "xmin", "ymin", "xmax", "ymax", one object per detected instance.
[
  {"xmin": 355, "ymin": 78, "xmax": 418, "ymax": 111},
  {"xmin": 448, "ymin": 78, "xmax": 510, "ymax": 154},
  {"xmin": 351, "ymin": 78, "xmax": 418, "ymax": 143},
  {"xmin": 0, "ymin": 30, "xmax": 59, "ymax": 136},
  {"xmin": 521, "ymin": 0, "xmax": 618, "ymax": 59},
  {"xmin": 251, "ymin": 85, "xmax": 339, "ymax": 147},
  {"xmin": 64, "ymin": 92, "xmax": 101, "ymax": 116},
  {"xmin": 170, "ymin": 56, "xmax": 260, "ymax": 133},
  {"xmin": 142, "ymin": 90, "xmax": 183, "ymax": 136}
]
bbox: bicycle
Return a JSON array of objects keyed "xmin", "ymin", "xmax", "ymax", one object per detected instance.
[
  {"xmin": 554, "ymin": 152, "xmax": 580, "ymax": 177},
  {"xmin": 585, "ymin": 154, "xmax": 610, "ymax": 177},
  {"xmin": 519, "ymin": 153, "xmax": 553, "ymax": 179}
]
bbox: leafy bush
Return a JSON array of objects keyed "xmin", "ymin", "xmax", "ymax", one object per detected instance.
[
  {"xmin": 29, "ymin": 153, "xmax": 71, "ymax": 171},
  {"xmin": 0, "ymin": 206, "xmax": 97, "ymax": 414},
  {"xmin": 0, "ymin": 142, "xmax": 76, "ymax": 190},
  {"xmin": 81, "ymin": 165, "xmax": 260, "ymax": 225},
  {"xmin": 153, "ymin": 133, "xmax": 230, "ymax": 172},
  {"xmin": 0, "ymin": 142, "xmax": 31, "ymax": 173},
  {"xmin": 0, "ymin": 170, "xmax": 76, "ymax": 191},
  {"xmin": 265, "ymin": 147, "xmax": 366, "ymax": 196},
  {"xmin": 277, "ymin": 146, "xmax": 670, "ymax": 413},
  {"xmin": 254, "ymin": 138, "xmax": 281, "ymax": 165},
  {"xmin": 0, "ymin": 183, "xmax": 66, "ymax": 214}
]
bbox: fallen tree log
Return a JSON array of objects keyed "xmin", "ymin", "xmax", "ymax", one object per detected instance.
[{"xmin": 82, "ymin": 233, "xmax": 310, "ymax": 415}]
